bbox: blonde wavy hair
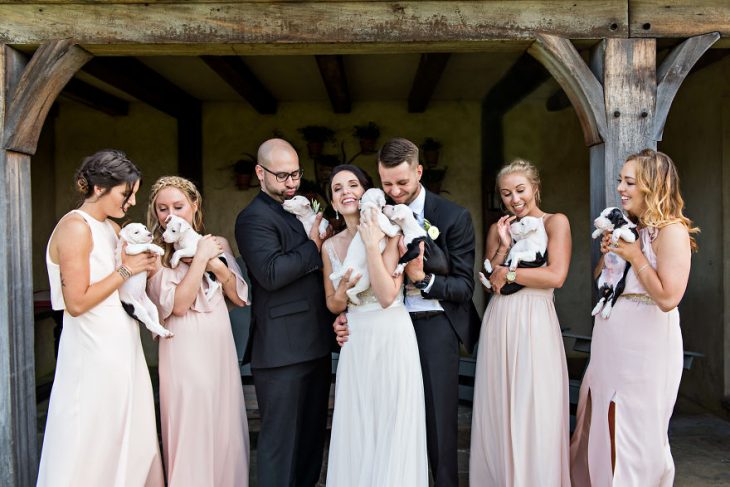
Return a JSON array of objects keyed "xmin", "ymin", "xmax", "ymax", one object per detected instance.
[
  {"xmin": 146, "ymin": 176, "xmax": 205, "ymax": 267},
  {"xmin": 627, "ymin": 149, "xmax": 699, "ymax": 252},
  {"xmin": 496, "ymin": 158, "xmax": 542, "ymax": 206}
]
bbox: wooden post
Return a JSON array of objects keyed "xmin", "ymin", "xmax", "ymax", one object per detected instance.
[
  {"xmin": 0, "ymin": 44, "xmax": 36, "ymax": 487},
  {"xmin": 1, "ymin": 39, "xmax": 90, "ymax": 486}
]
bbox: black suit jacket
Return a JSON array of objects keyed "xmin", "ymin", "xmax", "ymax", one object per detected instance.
[
  {"xmin": 235, "ymin": 192, "xmax": 334, "ymax": 368},
  {"xmin": 419, "ymin": 190, "xmax": 481, "ymax": 353}
]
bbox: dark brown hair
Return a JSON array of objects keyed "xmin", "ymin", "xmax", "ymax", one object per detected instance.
[
  {"xmin": 73, "ymin": 149, "xmax": 141, "ymax": 207},
  {"xmin": 327, "ymin": 164, "xmax": 372, "ymax": 201},
  {"xmin": 377, "ymin": 137, "xmax": 419, "ymax": 168}
]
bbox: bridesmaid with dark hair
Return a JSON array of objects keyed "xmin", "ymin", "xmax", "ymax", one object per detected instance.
[{"xmin": 38, "ymin": 149, "xmax": 164, "ymax": 487}]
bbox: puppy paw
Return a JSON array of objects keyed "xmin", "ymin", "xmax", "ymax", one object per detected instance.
[
  {"xmin": 601, "ymin": 306, "xmax": 613, "ymax": 319},
  {"xmin": 392, "ymin": 264, "xmax": 405, "ymax": 277},
  {"xmin": 479, "ymin": 272, "xmax": 491, "ymax": 289},
  {"xmin": 483, "ymin": 259, "xmax": 493, "ymax": 273}
]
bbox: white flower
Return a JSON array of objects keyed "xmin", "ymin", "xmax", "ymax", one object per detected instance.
[{"xmin": 424, "ymin": 219, "xmax": 440, "ymax": 240}]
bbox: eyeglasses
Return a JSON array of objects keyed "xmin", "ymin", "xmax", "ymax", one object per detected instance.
[{"xmin": 258, "ymin": 164, "xmax": 304, "ymax": 182}]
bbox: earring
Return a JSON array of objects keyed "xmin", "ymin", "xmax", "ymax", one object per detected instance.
[{"xmin": 335, "ymin": 209, "xmax": 340, "ymax": 220}]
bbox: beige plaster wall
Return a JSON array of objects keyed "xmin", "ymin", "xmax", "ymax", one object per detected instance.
[
  {"xmin": 203, "ymin": 100, "xmax": 485, "ymax": 312},
  {"xmin": 659, "ymin": 57, "xmax": 730, "ymax": 413},
  {"xmin": 35, "ymin": 99, "xmax": 485, "ymax": 368},
  {"xmin": 502, "ymin": 99, "xmax": 592, "ymax": 335}
]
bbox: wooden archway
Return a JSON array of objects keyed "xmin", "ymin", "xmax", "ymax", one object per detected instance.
[{"xmin": 0, "ymin": 39, "xmax": 91, "ymax": 486}]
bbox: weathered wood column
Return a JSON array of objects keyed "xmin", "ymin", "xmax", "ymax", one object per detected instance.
[
  {"xmin": 1, "ymin": 39, "xmax": 91, "ymax": 487},
  {"xmin": 529, "ymin": 32, "xmax": 719, "ymax": 266}
]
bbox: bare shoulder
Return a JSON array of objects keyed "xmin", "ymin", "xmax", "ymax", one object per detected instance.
[
  {"xmin": 544, "ymin": 212, "xmax": 570, "ymax": 231},
  {"xmin": 655, "ymin": 222, "xmax": 690, "ymax": 245},
  {"xmin": 109, "ymin": 220, "xmax": 121, "ymax": 234},
  {"xmin": 51, "ymin": 213, "xmax": 92, "ymax": 255}
]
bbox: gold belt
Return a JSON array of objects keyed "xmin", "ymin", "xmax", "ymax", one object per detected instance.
[{"xmin": 619, "ymin": 293, "xmax": 655, "ymax": 305}]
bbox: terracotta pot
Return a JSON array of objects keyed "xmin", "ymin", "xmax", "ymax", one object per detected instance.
[
  {"xmin": 236, "ymin": 173, "xmax": 252, "ymax": 190},
  {"xmin": 307, "ymin": 141, "xmax": 324, "ymax": 158},
  {"xmin": 359, "ymin": 137, "xmax": 377, "ymax": 154}
]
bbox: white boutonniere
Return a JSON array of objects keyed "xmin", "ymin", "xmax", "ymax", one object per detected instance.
[
  {"xmin": 424, "ymin": 219, "xmax": 440, "ymax": 240},
  {"xmin": 311, "ymin": 199, "xmax": 321, "ymax": 214}
]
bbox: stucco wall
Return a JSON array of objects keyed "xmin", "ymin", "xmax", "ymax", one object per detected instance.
[
  {"xmin": 502, "ymin": 98, "xmax": 592, "ymax": 335},
  {"xmin": 659, "ymin": 57, "xmax": 730, "ymax": 413},
  {"xmin": 34, "ymin": 99, "xmax": 485, "ymax": 369}
]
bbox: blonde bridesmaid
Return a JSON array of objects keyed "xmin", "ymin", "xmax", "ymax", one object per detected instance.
[
  {"xmin": 470, "ymin": 159, "xmax": 571, "ymax": 486},
  {"xmin": 570, "ymin": 149, "xmax": 697, "ymax": 487},
  {"xmin": 146, "ymin": 176, "xmax": 250, "ymax": 487}
]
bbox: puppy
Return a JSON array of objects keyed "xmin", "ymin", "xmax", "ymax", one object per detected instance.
[
  {"xmin": 479, "ymin": 215, "xmax": 548, "ymax": 295},
  {"xmin": 116, "ymin": 223, "xmax": 173, "ymax": 338},
  {"xmin": 381, "ymin": 204, "xmax": 426, "ymax": 277},
  {"xmin": 591, "ymin": 207, "xmax": 638, "ymax": 318},
  {"xmin": 162, "ymin": 215, "xmax": 224, "ymax": 300},
  {"xmin": 329, "ymin": 188, "xmax": 401, "ymax": 305},
  {"xmin": 282, "ymin": 195, "xmax": 330, "ymax": 238}
]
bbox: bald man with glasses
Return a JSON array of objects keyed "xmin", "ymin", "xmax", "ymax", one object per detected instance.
[{"xmin": 235, "ymin": 139, "xmax": 334, "ymax": 487}]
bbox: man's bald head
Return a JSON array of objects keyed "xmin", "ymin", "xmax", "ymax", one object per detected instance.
[
  {"xmin": 257, "ymin": 138, "xmax": 297, "ymax": 168},
  {"xmin": 255, "ymin": 138, "xmax": 301, "ymax": 202}
]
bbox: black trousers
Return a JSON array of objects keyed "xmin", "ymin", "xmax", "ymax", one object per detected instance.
[
  {"xmin": 252, "ymin": 355, "xmax": 331, "ymax": 487},
  {"xmin": 411, "ymin": 312, "xmax": 460, "ymax": 487}
]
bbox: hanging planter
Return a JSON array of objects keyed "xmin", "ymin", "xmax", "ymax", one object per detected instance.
[
  {"xmin": 233, "ymin": 154, "xmax": 257, "ymax": 190},
  {"xmin": 421, "ymin": 137, "xmax": 442, "ymax": 168},
  {"xmin": 353, "ymin": 122, "xmax": 380, "ymax": 154},
  {"xmin": 422, "ymin": 167, "xmax": 447, "ymax": 194},
  {"xmin": 315, "ymin": 154, "xmax": 341, "ymax": 186},
  {"xmin": 298, "ymin": 125, "xmax": 335, "ymax": 158}
]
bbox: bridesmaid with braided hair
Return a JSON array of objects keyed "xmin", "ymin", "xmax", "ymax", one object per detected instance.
[
  {"xmin": 38, "ymin": 149, "xmax": 164, "ymax": 487},
  {"xmin": 146, "ymin": 176, "xmax": 250, "ymax": 487}
]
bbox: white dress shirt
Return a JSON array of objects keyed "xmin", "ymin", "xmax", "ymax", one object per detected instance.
[{"xmin": 404, "ymin": 185, "xmax": 444, "ymax": 313}]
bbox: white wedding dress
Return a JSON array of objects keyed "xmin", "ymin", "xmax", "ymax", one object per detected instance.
[{"xmin": 325, "ymin": 241, "xmax": 428, "ymax": 487}]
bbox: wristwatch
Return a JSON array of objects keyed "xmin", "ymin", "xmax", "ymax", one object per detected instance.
[
  {"xmin": 505, "ymin": 269, "xmax": 517, "ymax": 284},
  {"xmin": 413, "ymin": 274, "xmax": 433, "ymax": 290}
]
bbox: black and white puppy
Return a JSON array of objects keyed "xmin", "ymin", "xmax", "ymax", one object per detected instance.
[
  {"xmin": 591, "ymin": 207, "xmax": 639, "ymax": 318},
  {"xmin": 381, "ymin": 204, "xmax": 426, "ymax": 277},
  {"xmin": 116, "ymin": 223, "xmax": 173, "ymax": 338},
  {"xmin": 479, "ymin": 215, "xmax": 548, "ymax": 295}
]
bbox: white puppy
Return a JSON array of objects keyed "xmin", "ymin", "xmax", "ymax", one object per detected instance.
[
  {"xmin": 479, "ymin": 216, "xmax": 548, "ymax": 290},
  {"xmin": 162, "ymin": 215, "xmax": 223, "ymax": 300},
  {"xmin": 282, "ymin": 195, "xmax": 330, "ymax": 238},
  {"xmin": 116, "ymin": 223, "xmax": 173, "ymax": 338},
  {"xmin": 329, "ymin": 188, "xmax": 401, "ymax": 305},
  {"xmin": 591, "ymin": 207, "xmax": 638, "ymax": 318},
  {"xmin": 382, "ymin": 204, "xmax": 427, "ymax": 277}
]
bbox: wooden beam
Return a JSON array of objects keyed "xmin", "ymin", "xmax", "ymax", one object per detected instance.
[
  {"xmin": 82, "ymin": 57, "xmax": 197, "ymax": 119},
  {"xmin": 0, "ymin": 2, "xmax": 628, "ymax": 55},
  {"xmin": 408, "ymin": 53, "xmax": 451, "ymax": 113},
  {"xmin": 0, "ymin": 44, "xmax": 38, "ymax": 487},
  {"xmin": 60, "ymin": 78, "xmax": 129, "ymax": 116},
  {"xmin": 4, "ymin": 39, "xmax": 91, "ymax": 154},
  {"xmin": 315, "ymin": 55, "xmax": 350, "ymax": 114},
  {"xmin": 654, "ymin": 32, "xmax": 720, "ymax": 140},
  {"xmin": 201, "ymin": 56, "xmax": 277, "ymax": 115},
  {"xmin": 528, "ymin": 34, "xmax": 607, "ymax": 146},
  {"xmin": 602, "ymin": 38, "xmax": 657, "ymax": 208},
  {"xmin": 630, "ymin": 0, "xmax": 730, "ymax": 38},
  {"xmin": 483, "ymin": 52, "xmax": 550, "ymax": 114}
]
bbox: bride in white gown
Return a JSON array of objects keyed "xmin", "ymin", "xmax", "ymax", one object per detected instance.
[{"xmin": 322, "ymin": 165, "xmax": 428, "ymax": 486}]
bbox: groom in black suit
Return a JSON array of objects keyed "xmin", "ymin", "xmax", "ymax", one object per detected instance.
[
  {"xmin": 335, "ymin": 137, "xmax": 481, "ymax": 486},
  {"xmin": 235, "ymin": 138, "xmax": 333, "ymax": 487}
]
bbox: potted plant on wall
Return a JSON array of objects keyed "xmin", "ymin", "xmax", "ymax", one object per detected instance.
[
  {"xmin": 421, "ymin": 137, "xmax": 442, "ymax": 168},
  {"xmin": 298, "ymin": 125, "xmax": 335, "ymax": 158},
  {"xmin": 421, "ymin": 166, "xmax": 448, "ymax": 194},
  {"xmin": 232, "ymin": 152, "xmax": 257, "ymax": 190},
  {"xmin": 353, "ymin": 122, "xmax": 380, "ymax": 154},
  {"xmin": 315, "ymin": 153, "xmax": 341, "ymax": 186}
]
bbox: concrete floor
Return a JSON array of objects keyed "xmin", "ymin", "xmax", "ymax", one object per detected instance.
[{"xmin": 36, "ymin": 383, "xmax": 730, "ymax": 486}]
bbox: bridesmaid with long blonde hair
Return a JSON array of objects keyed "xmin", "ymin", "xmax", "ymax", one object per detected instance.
[
  {"xmin": 146, "ymin": 176, "xmax": 250, "ymax": 487},
  {"xmin": 570, "ymin": 149, "xmax": 698, "ymax": 486}
]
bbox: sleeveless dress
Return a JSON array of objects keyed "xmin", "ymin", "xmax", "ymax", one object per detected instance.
[
  {"xmin": 570, "ymin": 227, "xmax": 683, "ymax": 487},
  {"xmin": 470, "ymin": 216, "xmax": 571, "ymax": 486},
  {"xmin": 37, "ymin": 209, "xmax": 164, "ymax": 487},
  {"xmin": 146, "ymin": 252, "xmax": 250, "ymax": 487},
  {"xmin": 324, "ymin": 240, "xmax": 428, "ymax": 487}
]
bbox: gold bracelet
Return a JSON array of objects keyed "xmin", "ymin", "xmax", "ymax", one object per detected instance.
[
  {"xmin": 495, "ymin": 248, "xmax": 508, "ymax": 257},
  {"xmin": 117, "ymin": 265, "xmax": 132, "ymax": 281},
  {"xmin": 635, "ymin": 263, "xmax": 650, "ymax": 276}
]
